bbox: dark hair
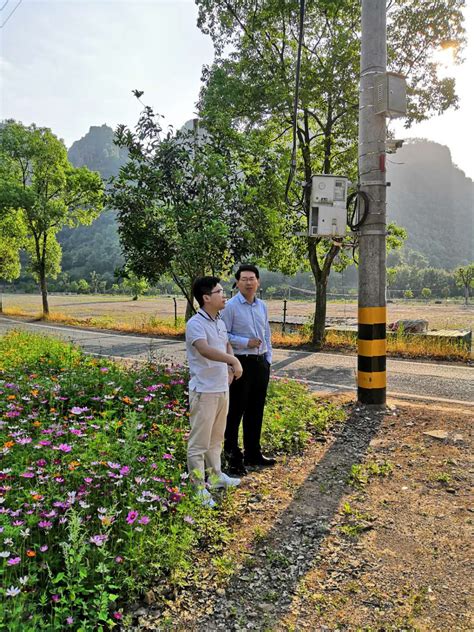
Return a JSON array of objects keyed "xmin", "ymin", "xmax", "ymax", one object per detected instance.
[
  {"xmin": 192, "ymin": 276, "xmax": 220, "ymax": 307},
  {"xmin": 235, "ymin": 264, "xmax": 259, "ymax": 281}
]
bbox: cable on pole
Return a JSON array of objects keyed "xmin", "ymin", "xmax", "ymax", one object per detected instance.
[
  {"xmin": 284, "ymin": 0, "xmax": 305, "ymax": 205},
  {"xmin": 347, "ymin": 189, "xmax": 370, "ymax": 231}
]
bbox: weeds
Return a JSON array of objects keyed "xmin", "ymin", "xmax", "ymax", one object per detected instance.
[{"xmin": 348, "ymin": 460, "xmax": 393, "ymax": 488}]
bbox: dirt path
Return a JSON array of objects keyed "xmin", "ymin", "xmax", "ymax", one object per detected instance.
[{"xmin": 130, "ymin": 398, "xmax": 473, "ymax": 631}]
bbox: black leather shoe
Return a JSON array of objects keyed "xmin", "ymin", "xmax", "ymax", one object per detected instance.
[
  {"xmin": 227, "ymin": 461, "xmax": 248, "ymax": 476},
  {"xmin": 244, "ymin": 454, "xmax": 276, "ymax": 467}
]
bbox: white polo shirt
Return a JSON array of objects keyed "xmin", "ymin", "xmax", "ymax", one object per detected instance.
[{"xmin": 186, "ymin": 309, "xmax": 229, "ymax": 393}]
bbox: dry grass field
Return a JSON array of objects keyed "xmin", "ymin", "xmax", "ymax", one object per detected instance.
[{"xmin": 1, "ymin": 292, "xmax": 472, "ymax": 331}]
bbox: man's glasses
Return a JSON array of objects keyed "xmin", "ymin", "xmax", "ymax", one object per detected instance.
[
  {"xmin": 240, "ymin": 277, "xmax": 257, "ymax": 283},
  {"xmin": 209, "ymin": 288, "xmax": 225, "ymax": 295}
]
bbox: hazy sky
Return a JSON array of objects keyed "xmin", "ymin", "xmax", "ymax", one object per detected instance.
[{"xmin": 1, "ymin": 0, "xmax": 473, "ymax": 179}]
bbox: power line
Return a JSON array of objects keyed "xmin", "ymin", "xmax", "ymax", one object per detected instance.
[
  {"xmin": 0, "ymin": 2, "xmax": 10, "ymax": 12},
  {"xmin": 0, "ymin": 0, "xmax": 22, "ymax": 28}
]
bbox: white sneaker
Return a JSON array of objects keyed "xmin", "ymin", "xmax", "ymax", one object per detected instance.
[
  {"xmin": 210, "ymin": 472, "xmax": 241, "ymax": 489},
  {"xmin": 196, "ymin": 488, "xmax": 216, "ymax": 508}
]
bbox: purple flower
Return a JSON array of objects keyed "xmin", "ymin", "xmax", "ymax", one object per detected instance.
[
  {"xmin": 7, "ymin": 556, "xmax": 21, "ymax": 565},
  {"xmin": 126, "ymin": 510, "xmax": 138, "ymax": 524},
  {"xmin": 138, "ymin": 516, "xmax": 150, "ymax": 525},
  {"xmin": 119, "ymin": 466, "xmax": 130, "ymax": 476},
  {"xmin": 162, "ymin": 453, "xmax": 173, "ymax": 460},
  {"xmin": 51, "ymin": 594, "xmax": 59, "ymax": 602},
  {"xmin": 38, "ymin": 520, "xmax": 52, "ymax": 529},
  {"xmin": 90, "ymin": 534, "xmax": 108, "ymax": 547},
  {"xmin": 66, "ymin": 617, "xmax": 74, "ymax": 625},
  {"xmin": 70, "ymin": 406, "xmax": 88, "ymax": 415},
  {"xmin": 56, "ymin": 444, "xmax": 72, "ymax": 453},
  {"xmin": 40, "ymin": 545, "xmax": 48, "ymax": 552},
  {"xmin": 184, "ymin": 515, "xmax": 195, "ymax": 524},
  {"xmin": 115, "ymin": 556, "xmax": 123, "ymax": 563}
]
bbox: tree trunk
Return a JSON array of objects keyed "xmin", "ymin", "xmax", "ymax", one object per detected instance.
[
  {"xmin": 465, "ymin": 285, "xmax": 469, "ymax": 306},
  {"xmin": 185, "ymin": 283, "xmax": 195, "ymax": 321},
  {"xmin": 311, "ymin": 273, "xmax": 328, "ymax": 350},
  {"xmin": 39, "ymin": 267, "xmax": 49, "ymax": 317}
]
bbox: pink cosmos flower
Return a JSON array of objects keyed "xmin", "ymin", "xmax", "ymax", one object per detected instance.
[
  {"xmin": 138, "ymin": 516, "xmax": 150, "ymax": 525},
  {"xmin": 57, "ymin": 444, "xmax": 72, "ymax": 453},
  {"xmin": 7, "ymin": 557, "xmax": 21, "ymax": 565},
  {"xmin": 113, "ymin": 612, "xmax": 123, "ymax": 620},
  {"xmin": 162, "ymin": 453, "xmax": 173, "ymax": 460},
  {"xmin": 126, "ymin": 510, "xmax": 138, "ymax": 524}
]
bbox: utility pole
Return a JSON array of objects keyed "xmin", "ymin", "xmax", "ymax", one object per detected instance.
[{"xmin": 357, "ymin": 0, "xmax": 387, "ymax": 406}]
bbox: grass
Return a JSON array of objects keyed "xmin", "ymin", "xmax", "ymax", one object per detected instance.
[{"xmin": 0, "ymin": 330, "xmax": 340, "ymax": 630}]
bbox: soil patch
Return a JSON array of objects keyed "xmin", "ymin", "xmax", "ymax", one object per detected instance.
[{"xmin": 130, "ymin": 397, "xmax": 473, "ymax": 631}]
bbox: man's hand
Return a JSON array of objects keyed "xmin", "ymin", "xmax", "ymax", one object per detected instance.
[
  {"xmin": 229, "ymin": 357, "xmax": 243, "ymax": 379},
  {"xmin": 227, "ymin": 366, "xmax": 235, "ymax": 385},
  {"xmin": 247, "ymin": 337, "xmax": 262, "ymax": 349}
]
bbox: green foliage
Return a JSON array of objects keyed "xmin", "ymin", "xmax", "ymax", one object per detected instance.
[
  {"xmin": 109, "ymin": 104, "xmax": 279, "ymax": 315},
  {"xmin": 454, "ymin": 263, "xmax": 474, "ymax": 304},
  {"xmin": 0, "ymin": 120, "xmax": 104, "ymax": 314},
  {"xmin": 348, "ymin": 460, "xmax": 393, "ymax": 488},
  {"xmin": 261, "ymin": 380, "xmax": 345, "ymax": 454},
  {"xmin": 0, "ymin": 209, "xmax": 26, "ymax": 281}
]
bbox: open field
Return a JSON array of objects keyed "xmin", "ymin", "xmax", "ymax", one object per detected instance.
[{"xmin": 1, "ymin": 292, "xmax": 473, "ymax": 331}]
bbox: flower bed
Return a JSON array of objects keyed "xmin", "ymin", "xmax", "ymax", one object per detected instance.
[{"xmin": 0, "ymin": 331, "xmax": 337, "ymax": 630}]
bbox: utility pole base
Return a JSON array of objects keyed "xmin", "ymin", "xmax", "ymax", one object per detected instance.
[{"xmin": 357, "ymin": 387, "xmax": 386, "ymax": 406}]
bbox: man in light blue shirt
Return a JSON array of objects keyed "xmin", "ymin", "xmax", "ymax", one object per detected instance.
[{"xmin": 221, "ymin": 264, "xmax": 275, "ymax": 475}]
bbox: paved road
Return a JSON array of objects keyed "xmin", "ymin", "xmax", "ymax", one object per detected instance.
[{"xmin": 1, "ymin": 316, "xmax": 472, "ymax": 405}]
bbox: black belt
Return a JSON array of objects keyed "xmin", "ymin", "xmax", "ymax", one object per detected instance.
[{"xmin": 236, "ymin": 354, "xmax": 267, "ymax": 361}]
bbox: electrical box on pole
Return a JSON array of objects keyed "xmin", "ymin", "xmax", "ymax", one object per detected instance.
[
  {"xmin": 309, "ymin": 174, "xmax": 348, "ymax": 237},
  {"xmin": 373, "ymin": 72, "xmax": 407, "ymax": 117}
]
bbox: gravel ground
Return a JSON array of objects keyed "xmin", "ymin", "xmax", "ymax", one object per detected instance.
[{"xmin": 126, "ymin": 397, "xmax": 473, "ymax": 631}]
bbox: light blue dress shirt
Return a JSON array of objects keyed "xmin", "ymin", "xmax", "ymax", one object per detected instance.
[{"xmin": 221, "ymin": 292, "xmax": 272, "ymax": 364}]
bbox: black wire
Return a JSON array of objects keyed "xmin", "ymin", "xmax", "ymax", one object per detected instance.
[
  {"xmin": 347, "ymin": 190, "xmax": 370, "ymax": 231},
  {"xmin": 284, "ymin": 0, "xmax": 305, "ymax": 205},
  {"xmin": 0, "ymin": 0, "xmax": 21, "ymax": 28}
]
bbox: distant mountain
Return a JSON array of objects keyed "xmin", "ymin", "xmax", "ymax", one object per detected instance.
[
  {"xmin": 387, "ymin": 140, "xmax": 473, "ymax": 268},
  {"xmin": 59, "ymin": 125, "xmax": 128, "ymax": 281},
  {"xmin": 68, "ymin": 124, "xmax": 128, "ymax": 180}
]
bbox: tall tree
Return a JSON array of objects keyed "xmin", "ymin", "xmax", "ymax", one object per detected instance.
[
  {"xmin": 0, "ymin": 121, "xmax": 104, "ymax": 315},
  {"xmin": 454, "ymin": 263, "xmax": 474, "ymax": 305},
  {"xmin": 196, "ymin": 0, "xmax": 466, "ymax": 347},
  {"xmin": 109, "ymin": 102, "xmax": 281, "ymax": 318}
]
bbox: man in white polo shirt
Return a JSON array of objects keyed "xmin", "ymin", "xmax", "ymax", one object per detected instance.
[{"xmin": 186, "ymin": 276, "xmax": 243, "ymax": 508}]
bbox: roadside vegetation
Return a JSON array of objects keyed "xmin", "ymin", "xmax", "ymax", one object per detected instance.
[
  {"xmin": 2, "ymin": 303, "xmax": 470, "ymax": 362},
  {"xmin": 0, "ymin": 331, "xmax": 340, "ymax": 630}
]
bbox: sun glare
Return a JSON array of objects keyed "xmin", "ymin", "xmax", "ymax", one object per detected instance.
[{"xmin": 433, "ymin": 44, "xmax": 458, "ymax": 78}]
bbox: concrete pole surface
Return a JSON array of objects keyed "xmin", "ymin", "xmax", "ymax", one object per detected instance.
[{"xmin": 357, "ymin": 0, "xmax": 387, "ymax": 406}]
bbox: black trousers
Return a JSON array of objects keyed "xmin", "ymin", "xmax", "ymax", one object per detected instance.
[{"xmin": 224, "ymin": 355, "xmax": 270, "ymax": 460}]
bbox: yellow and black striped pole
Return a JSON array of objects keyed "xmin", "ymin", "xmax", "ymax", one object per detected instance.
[
  {"xmin": 358, "ymin": 306, "xmax": 386, "ymax": 405},
  {"xmin": 357, "ymin": 0, "xmax": 388, "ymax": 407}
]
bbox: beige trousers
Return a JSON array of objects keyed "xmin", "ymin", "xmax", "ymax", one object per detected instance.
[{"xmin": 187, "ymin": 390, "xmax": 229, "ymax": 483}]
